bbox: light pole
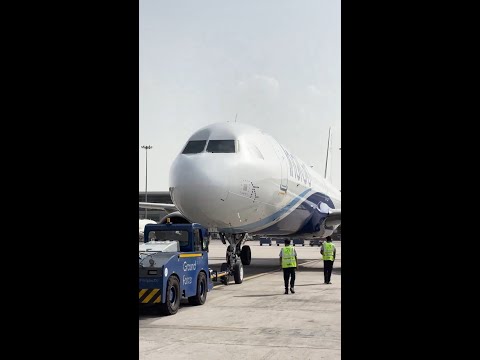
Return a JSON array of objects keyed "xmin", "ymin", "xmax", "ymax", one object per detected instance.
[{"xmin": 141, "ymin": 145, "xmax": 152, "ymax": 218}]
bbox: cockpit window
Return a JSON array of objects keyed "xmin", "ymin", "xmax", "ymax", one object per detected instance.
[
  {"xmin": 182, "ymin": 140, "xmax": 207, "ymax": 154},
  {"xmin": 206, "ymin": 140, "xmax": 236, "ymax": 153}
]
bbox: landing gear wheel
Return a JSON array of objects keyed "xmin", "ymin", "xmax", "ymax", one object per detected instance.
[
  {"xmin": 220, "ymin": 263, "xmax": 229, "ymax": 285},
  {"xmin": 159, "ymin": 276, "xmax": 180, "ymax": 315},
  {"xmin": 233, "ymin": 262, "xmax": 244, "ymax": 284},
  {"xmin": 240, "ymin": 245, "xmax": 251, "ymax": 265},
  {"xmin": 188, "ymin": 272, "xmax": 207, "ymax": 305}
]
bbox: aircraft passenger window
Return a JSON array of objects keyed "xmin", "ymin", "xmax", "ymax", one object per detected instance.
[
  {"xmin": 182, "ymin": 140, "xmax": 207, "ymax": 154},
  {"xmin": 206, "ymin": 140, "xmax": 236, "ymax": 153}
]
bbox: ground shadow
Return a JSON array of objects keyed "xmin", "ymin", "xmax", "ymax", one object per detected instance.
[{"xmin": 233, "ymin": 294, "xmax": 282, "ymax": 298}]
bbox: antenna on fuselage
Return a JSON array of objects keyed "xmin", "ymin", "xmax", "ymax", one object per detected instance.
[
  {"xmin": 235, "ymin": 113, "xmax": 238, "ymax": 123},
  {"xmin": 324, "ymin": 127, "xmax": 331, "ymax": 179}
]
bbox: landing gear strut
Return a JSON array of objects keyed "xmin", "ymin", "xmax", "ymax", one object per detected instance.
[{"xmin": 219, "ymin": 233, "xmax": 249, "ymax": 284}]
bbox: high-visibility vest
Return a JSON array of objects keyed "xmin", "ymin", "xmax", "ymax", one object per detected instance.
[
  {"xmin": 281, "ymin": 246, "xmax": 297, "ymax": 268},
  {"xmin": 323, "ymin": 242, "xmax": 335, "ymax": 261}
]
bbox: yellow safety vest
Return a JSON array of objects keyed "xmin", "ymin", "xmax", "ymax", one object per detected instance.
[
  {"xmin": 281, "ymin": 246, "xmax": 297, "ymax": 268},
  {"xmin": 323, "ymin": 242, "xmax": 335, "ymax": 261}
]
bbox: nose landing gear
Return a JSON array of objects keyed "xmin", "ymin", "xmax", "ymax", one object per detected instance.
[{"xmin": 219, "ymin": 233, "xmax": 250, "ymax": 284}]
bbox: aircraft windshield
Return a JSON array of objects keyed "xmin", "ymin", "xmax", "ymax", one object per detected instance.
[
  {"xmin": 182, "ymin": 140, "xmax": 207, "ymax": 154},
  {"xmin": 148, "ymin": 230, "xmax": 189, "ymax": 247},
  {"xmin": 206, "ymin": 140, "xmax": 236, "ymax": 153}
]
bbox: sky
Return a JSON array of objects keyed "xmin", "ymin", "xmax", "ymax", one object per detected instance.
[{"xmin": 140, "ymin": 0, "xmax": 341, "ymax": 191}]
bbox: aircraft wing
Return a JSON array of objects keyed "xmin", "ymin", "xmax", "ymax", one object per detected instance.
[
  {"xmin": 325, "ymin": 209, "xmax": 341, "ymax": 227},
  {"xmin": 139, "ymin": 202, "xmax": 178, "ymax": 214}
]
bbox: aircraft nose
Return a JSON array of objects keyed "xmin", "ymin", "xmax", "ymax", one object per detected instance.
[{"xmin": 169, "ymin": 154, "xmax": 229, "ymax": 226}]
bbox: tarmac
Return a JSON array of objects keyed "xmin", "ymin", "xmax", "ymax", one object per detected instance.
[{"xmin": 139, "ymin": 240, "xmax": 341, "ymax": 360}]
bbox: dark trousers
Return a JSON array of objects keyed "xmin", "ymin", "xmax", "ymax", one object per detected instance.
[
  {"xmin": 323, "ymin": 260, "xmax": 334, "ymax": 283},
  {"xmin": 283, "ymin": 267, "xmax": 296, "ymax": 289}
]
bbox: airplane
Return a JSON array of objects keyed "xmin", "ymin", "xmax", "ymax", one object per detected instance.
[
  {"xmin": 139, "ymin": 122, "xmax": 341, "ymax": 282},
  {"xmin": 139, "ymin": 219, "xmax": 156, "ymax": 242}
]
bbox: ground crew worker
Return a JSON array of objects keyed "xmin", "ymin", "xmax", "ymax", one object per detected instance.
[
  {"xmin": 320, "ymin": 236, "xmax": 336, "ymax": 284},
  {"xmin": 279, "ymin": 239, "xmax": 297, "ymax": 294}
]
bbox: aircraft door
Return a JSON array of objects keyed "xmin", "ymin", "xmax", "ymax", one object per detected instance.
[
  {"xmin": 268, "ymin": 137, "xmax": 289, "ymax": 192},
  {"xmin": 279, "ymin": 149, "xmax": 288, "ymax": 191}
]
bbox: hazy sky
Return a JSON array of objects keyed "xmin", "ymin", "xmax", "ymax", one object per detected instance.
[{"xmin": 140, "ymin": 0, "xmax": 341, "ymax": 191}]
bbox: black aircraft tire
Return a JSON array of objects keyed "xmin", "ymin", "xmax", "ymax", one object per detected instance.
[
  {"xmin": 240, "ymin": 245, "xmax": 251, "ymax": 265},
  {"xmin": 220, "ymin": 263, "xmax": 229, "ymax": 285},
  {"xmin": 233, "ymin": 262, "xmax": 244, "ymax": 284}
]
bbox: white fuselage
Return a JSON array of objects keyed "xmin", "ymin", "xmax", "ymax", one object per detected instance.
[{"xmin": 169, "ymin": 122, "xmax": 340, "ymax": 238}]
